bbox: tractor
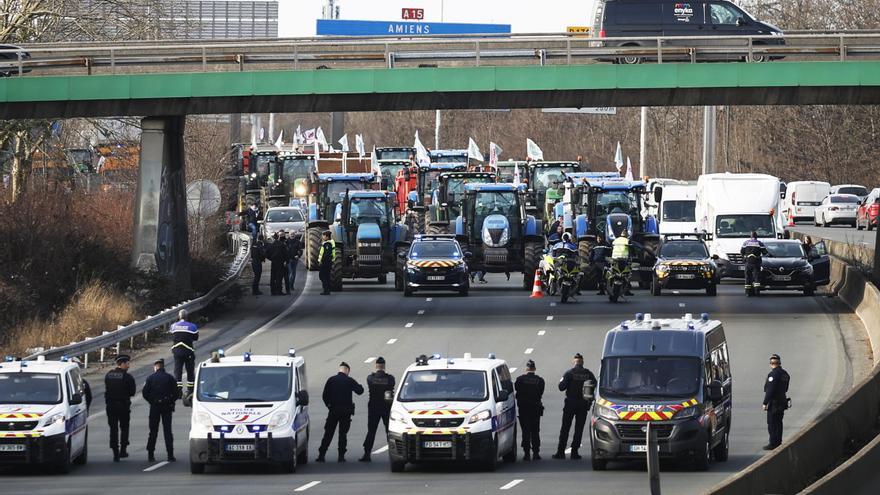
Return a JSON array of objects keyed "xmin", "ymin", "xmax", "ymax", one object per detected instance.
[
  {"xmin": 525, "ymin": 161, "xmax": 582, "ymax": 223},
  {"xmin": 236, "ymin": 145, "xmax": 277, "ymax": 213},
  {"xmin": 429, "ymin": 149, "xmax": 469, "ymax": 164},
  {"xmin": 426, "ymin": 171, "xmax": 496, "ymax": 235},
  {"xmin": 328, "ymin": 190, "xmax": 411, "ymax": 290},
  {"xmin": 454, "ymin": 183, "xmax": 544, "ymax": 290},
  {"xmin": 265, "ymin": 151, "xmax": 315, "ymax": 209},
  {"xmin": 395, "ymin": 162, "xmax": 468, "ymax": 235}
]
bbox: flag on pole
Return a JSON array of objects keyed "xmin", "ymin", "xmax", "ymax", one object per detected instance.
[
  {"xmin": 316, "ymin": 127, "xmax": 328, "ymax": 151},
  {"xmin": 513, "ymin": 163, "xmax": 521, "ymax": 187},
  {"xmin": 274, "ymin": 130, "xmax": 284, "ymax": 149},
  {"xmin": 294, "ymin": 125, "xmax": 303, "ymax": 144},
  {"xmin": 371, "ymin": 146, "xmax": 380, "ymax": 174},
  {"xmin": 414, "ymin": 131, "xmax": 430, "ymax": 165},
  {"xmin": 614, "ymin": 142, "xmax": 624, "ymax": 173},
  {"xmin": 356, "ymin": 134, "xmax": 365, "ymax": 158},
  {"xmin": 625, "ymin": 157, "xmax": 634, "ymax": 180},
  {"xmin": 338, "ymin": 134, "xmax": 349, "ymax": 152},
  {"xmin": 526, "ymin": 138, "xmax": 544, "ymax": 161},
  {"xmin": 467, "ymin": 137, "xmax": 483, "ymax": 161},
  {"xmin": 489, "ymin": 142, "xmax": 502, "ymax": 169},
  {"xmin": 303, "ymin": 128, "xmax": 316, "ymax": 143},
  {"xmin": 259, "ymin": 127, "xmax": 265, "ymax": 142}
]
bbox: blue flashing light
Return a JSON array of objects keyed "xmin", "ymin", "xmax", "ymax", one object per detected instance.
[
  {"xmin": 60, "ymin": 356, "xmax": 69, "ymax": 362},
  {"xmin": 4, "ymin": 356, "xmax": 14, "ymax": 362},
  {"xmin": 488, "ymin": 353, "xmax": 496, "ymax": 359},
  {"xmin": 635, "ymin": 313, "xmax": 644, "ymax": 322},
  {"xmin": 431, "ymin": 353, "xmax": 441, "ymax": 360},
  {"xmin": 217, "ymin": 349, "xmax": 226, "ymax": 357},
  {"xmin": 621, "ymin": 321, "xmax": 629, "ymax": 330},
  {"xmin": 701, "ymin": 313, "xmax": 710, "ymax": 322},
  {"xmin": 243, "ymin": 352, "xmax": 252, "ymax": 362},
  {"xmin": 687, "ymin": 322, "xmax": 696, "ymax": 331}
]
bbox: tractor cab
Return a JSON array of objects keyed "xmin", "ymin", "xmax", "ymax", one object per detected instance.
[
  {"xmin": 429, "ymin": 172, "xmax": 497, "ymax": 229},
  {"xmin": 269, "ymin": 152, "xmax": 315, "ymax": 208},
  {"xmin": 378, "ymin": 160, "xmax": 411, "ymax": 192},
  {"xmin": 526, "ymin": 162, "xmax": 581, "ymax": 221}
]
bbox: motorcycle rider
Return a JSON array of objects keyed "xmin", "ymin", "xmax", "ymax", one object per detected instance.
[
  {"xmin": 610, "ymin": 230, "xmax": 641, "ymax": 297},
  {"xmin": 590, "ymin": 233, "xmax": 610, "ymax": 295},
  {"xmin": 741, "ymin": 230, "xmax": 767, "ymax": 293}
]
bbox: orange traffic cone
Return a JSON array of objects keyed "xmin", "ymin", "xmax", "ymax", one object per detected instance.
[
  {"xmin": 787, "ymin": 209, "xmax": 795, "ymax": 227},
  {"xmin": 529, "ymin": 269, "xmax": 544, "ymax": 298}
]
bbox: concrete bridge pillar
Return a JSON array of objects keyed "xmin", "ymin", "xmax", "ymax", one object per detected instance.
[{"xmin": 131, "ymin": 116, "xmax": 191, "ymax": 288}]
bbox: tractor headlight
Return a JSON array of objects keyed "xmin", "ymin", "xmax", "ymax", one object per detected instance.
[
  {"xmin": 294, "ymin": 184, "xmax": 307, "ymax": 196},
  {"xmin": 595, "ymin": 404, "xmax": 619, "ymax": 421},
  {"xmin": 481, "ymin": 228, "xmax": 509, "ymax": 247},
  {"xmin": 468, "ymin": 410, "xmax": 492, "ymax": 424},
  {"xmin": 673, "ymin": 406, "xmax": 702, "ymax": 420}
]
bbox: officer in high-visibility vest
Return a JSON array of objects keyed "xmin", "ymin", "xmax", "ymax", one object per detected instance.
[
  {"xmin": 611, "ymin": 230, "xmax": 637, "ymax": 296},
  {"xmin": 319, "ymin": 231, "xmax": 335, "ymax": 295},
  {"xmin": 170, "ymin": 309, "xmax": 198, "ymax": 396}
]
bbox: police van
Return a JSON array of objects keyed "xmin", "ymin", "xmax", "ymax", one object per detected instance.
[
  {"xmin": 589, "ymin": 314, "xmax": 732, "ymax": 471},
  {"xmin": 188, "ymin": 350, "xmax": 309, "ymax": 474},
  {"xmin": 0, "ymin": 357, "xmax": 89, "ymax": 472},
  {"xmin": 386, "ymin": 354, "xmax": 517, "ymax": 472}
]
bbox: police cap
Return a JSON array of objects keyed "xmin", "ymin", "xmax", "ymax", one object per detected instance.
[
  {"xmin": 154, "ymin": 358, "xmax": 165, "ymax": 367},
  {"xmin": 769, "ymin": 354, "xmax": 781, "ymax": 362},
  {"xmin": 115, "ymin": 354, "xmax": 131, "ymax": 364},
  {"xmin": 376, "ymin": 357, "xmax": 386, "ymax": 365}
]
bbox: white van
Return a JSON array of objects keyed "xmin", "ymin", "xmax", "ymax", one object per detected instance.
[
  {"xmin": 386, "ymin": 354, "xmax": 517, "ymax": 472},
  {"xmin": 0, "ymin": 357, "xmax": 89, "ymax": 472},
  {"xmin": 189, "ymin": 350, "xmax": 309, "ymax": 474},
  {"xmin": 659, "ymin": 185, "xmax": 697, "ymax": 235},
  {"xmin": 783, "ymin": 181, "xmax": 831, "ymax": 224}
]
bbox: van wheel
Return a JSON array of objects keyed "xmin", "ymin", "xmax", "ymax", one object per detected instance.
[
  {"xmin": 390, "ymin": 460, "xmax": 406, "ymax": 472},
  {"xmin": 282, "ymin": 455, "xmax": 296, "ymax": 473},
  {"xmin": 591, "ymin": 451, "xmax": 607, "ymax": 471},
  {"xmin": 502, "ymin": 427, "xmax": 517, "ymax": 463},
  {"xmin": 713, "ymin": 431, "xmax": 730, "ymax": 462},
  {"xmin": 485, "ymin": 439, "xmax": 499, "ymax": 471},
  {"xmin": 693, "ymin": 437, "xmax": 710, "ymax": 471},
  {"xmin": 56, "ymin": 440, "xmax": 72, "ymax": 474},
  {"xmin": 73, "ymin": 429, "xmax": 88, "ymax": 465},
  {"xmin": 619, "ymin": 44, "xmax": 643, "ymax": 65}
]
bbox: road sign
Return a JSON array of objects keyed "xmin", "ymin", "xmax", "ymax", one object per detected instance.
[
  {"xmin": 402, "ymin": 8, "xmax": 424, "ymax": 20},
  {"xmin": 567, "ymin": 26, "xmax": 590, "ymax": 34},
  {"xmin": 186, "ymin": 179, "xmax": 222, "ymax": 217},
  {"xmin": 316, "ymin": 19, "xmax": 511, "ymax": 36},
  {"xmin": 542, "ymin": 107, "xmax": 617, "ymax": 115}
]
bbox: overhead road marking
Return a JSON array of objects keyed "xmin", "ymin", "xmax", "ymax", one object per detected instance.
[
  {"xmin": 546, "ymin": 316, "xmax": 554, "ymax": 321},
  {"xmin": 294, "ymin": 481, "xmax": 322, "ymax": 492},
  {"xmin": 537, "ymin": 330, "xmax": 546, "ymax": 336},
  {"xmin": 525, "ymin": 348, "xmax": 534, "ymax": 354},
  {"xmin": 365, "ymin": 357, "xmax": 376, "ymax": 363},
  {"xmin": 372, "ymin": 445, "xmax": 389, "ymax": 454},
  {"xmin": 405, "ymin": 322, "xmax": 414, "ymax": 328},
  {"xmin": 143, "ymin": 461, "xmax": 169, "ymax": 472},
  {"xmin": 500, "ymin": 479, "xmax": 525, "ymax": 490},
  {"xmin": 387, "ymin": 338, "xmax": 398, "ymax": 345},
  {"xmin": 418, "ymin": 310, "xmax": 425, "ymax": 315}
]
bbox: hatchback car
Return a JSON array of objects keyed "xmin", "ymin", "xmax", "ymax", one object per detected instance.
[{"xmin": 758, "ymin": 240, "xmax": 830, "ymax": 296}]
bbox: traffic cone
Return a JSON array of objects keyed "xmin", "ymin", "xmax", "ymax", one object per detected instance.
[
  {"xmin": 787, "ymin": 209, "xmax": 795, "ymax": 227},
  {"xmin": 529, "ymin": 269, "xmax": 544, "ymax": 298}
]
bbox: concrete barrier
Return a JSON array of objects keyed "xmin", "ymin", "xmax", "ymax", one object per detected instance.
[{"xmin": 708, "ymin": 257, "xmax": 880, "ymax": 495}]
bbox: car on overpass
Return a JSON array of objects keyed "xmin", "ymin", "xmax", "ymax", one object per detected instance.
[
  {"xmin": 813, "ymin": 194, "xmax": 860, "ymax": 227},
  {"xmin": 0, "ymin": 45, "xmax": 30, "ymax": 77}
]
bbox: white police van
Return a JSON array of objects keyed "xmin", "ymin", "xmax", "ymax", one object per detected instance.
[
  {"xmin": 188, "ymin": 350, "xmax": 309, "ymax": 474},
  {"xmin": 0, "ymin": 357, "xmax": 89, "ymax": 472},
  {"xmin": 386, "ymin": 354, "xmax": 517, "ymax": 472}
]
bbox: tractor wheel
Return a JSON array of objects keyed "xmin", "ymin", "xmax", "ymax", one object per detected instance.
[
  {"xmin": 578, "ymin": 240, "xmax": 596, "ymax": 289},
  {"xmin": 411, "ymin": 210, "xmax": 426, "ymax": 235},
  {"xmin": 331, "ymin": 251, "xmax": 344, "ymax": 291},
  {"xmin": 523, "ymin": 241, "xmax": 541, "ymax": 290},
  {"xmin": 305, "ymin": 227, "xmax": 323, "ymax": 272},
  {"xmin": 426, "ymin": 223, "xmax": 448, "ymax": 235}
]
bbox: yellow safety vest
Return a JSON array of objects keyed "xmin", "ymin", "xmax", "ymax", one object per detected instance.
[
  {"xmin": 612, "ymin": 237, "xmax": 630, "ymax": 259},
  {"xmin": 319, "ymin": 240, "xmax": 336, "ymax": 262}
]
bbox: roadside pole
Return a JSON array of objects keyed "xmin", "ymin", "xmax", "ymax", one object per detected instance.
[
  {"xmin": 640, "ymin": 106, "xmax": 648, "ymax": 178},
  {"xmin": 702, "ymin": 106, "xmax": 717, "ymax": 175}
]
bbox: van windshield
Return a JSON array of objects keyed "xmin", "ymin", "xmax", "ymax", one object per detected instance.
[
  {"xmin": 398, "ymin": 370, "xmax": 487, "ymax": 402},
  {"xmin": 715, "ymin": 214, "xmax": 775, "ymax": 238},
  {"xmin": 662, "ymin": 200, "xmax": 696, "ymax": 222},
  {"xmin": 600, "ymin": 357, "xmax": 702, "ymax": 399},
  {"xmin": 197, "ymin": 366, "xmax": 292, "ymax": 402},
  {"xmin": 0, "ymin": 373, "xmax": 62, "ymax": 404}
]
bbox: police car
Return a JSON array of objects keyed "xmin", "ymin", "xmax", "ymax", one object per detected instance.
[
  {"xmin": 590, "ymin": 313, "xmax": 732, "ymax": 471},
  {"xmin": 398, "ymin": 234, "xmax": 470, "ymax": 296},
  {"xmin": 651, "ymin": 234, "xmax": 719, "ymax": 296},
  {"xmin": 386, "ymin": 354, "xmax": 517, "ymax": 472},
  {"xmin": 189, "ymin": 350, "xmax": 309, "ymax": 474},
  {"xmin": 0, "ymin": 357, "xmax": 89, "ymax": 472}
]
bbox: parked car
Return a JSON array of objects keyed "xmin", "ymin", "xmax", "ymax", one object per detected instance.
[
  {"xmin": 758, "ymin": 240, "xmax": 830, "ymax": 296},
  {"xmin": 856, "ymin": 188, "xmax": 880, "ymax": 231},
  {"xmin": 814, "ymin": 194, "xmax": 860, "ymax": 227},
  {"xmin": 830, "ymin": 184, "xmax": 869, "ymax": 203},
  {"xmin": 261, "ymin": 207, "xmax": 305, "ymax": 239}
]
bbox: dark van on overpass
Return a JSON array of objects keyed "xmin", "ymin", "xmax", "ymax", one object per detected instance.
[{"xmin": 591, "ymin": 0, "xmax": 784, "ymax": 64}]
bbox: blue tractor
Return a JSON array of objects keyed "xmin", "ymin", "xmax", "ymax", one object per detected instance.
[
  {"xmin": 426, "ymin": 171, "xmax": 497, "ymax": 235},
  {"xmin": 304, "ymin": 172, "xmax": 380, "ymax": 271},
  {"xmin": 454, "ymin": 183, "xmax": 544, "ymax": 289},
  {"xmin": 329, "ymin": 190, "xmax": 411, "ymax": 290}
]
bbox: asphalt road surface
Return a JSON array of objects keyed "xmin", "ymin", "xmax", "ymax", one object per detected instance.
[
  {"xmin": 0, "ymin": 270, "xmax": 866, "ymax": 495},
  {"xmin": 792, "ymin": 224, "xmax": 878, "ymax": 249}
]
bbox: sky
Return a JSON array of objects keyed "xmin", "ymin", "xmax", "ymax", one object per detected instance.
[{"xmin": 279, "ymin": 0, "xmax": 595, "ymax": 38}]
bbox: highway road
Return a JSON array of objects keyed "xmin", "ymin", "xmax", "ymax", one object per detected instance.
[
  {"xmin": 0, "ymin": 271, "xmax": 867, "ymax": 495},
  {"xmin": 791, "ymin": 225, "xmax": 878, "ymax": 249}
]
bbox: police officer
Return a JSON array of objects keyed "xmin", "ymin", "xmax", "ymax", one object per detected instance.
[
  {"xmin": 611, "ymin": 231, "xmax": 641, "ymax": 296},
  {"xmin": 170, "ymin": 309, "xmax": 198, "ymax": 398},
  {"xmin": 359, "ymin": 357, "xmax": 396, "ymax": 462},
  {"xmin": 553, "ymin": 353, "xmax": 596, "ymax": 460},
  {"xmin": 286, "ymin": 231, "xmax": 303, "ymax": 293},
  {"xmin": 105, "ymin": 354, "xmax": 136, "ymax": 462},
  {"xmin": 251, "ymin": 234, "xmax": 266, "ymax": 295},
  {"xmin": 319, "ymin": 230, "xmax": 335, "ymax": 295},
  {"xmin": 592, "ymin": 233, "xmax": 609, "ymax": 295},
  {"xmin": 269, "ymin": 232, "xmax": 289, "ymax": 296},
  {"xmin": 741, "ymin": 230, "xmax": 767, "ymax": 293},
  {"xmin": 143, "ymin": 358, "xmax": 180, "ymax": 462},
  {"xmin": 515, "ymin": 359, "xmax": 545, "ymax": 460},
  {"xmin": 763, "ymin": 353, "xmax": 790, "ymax": 450},
  {"xmin": 317, "ymin": 362, "xmax": 364, "ymax": 462}
]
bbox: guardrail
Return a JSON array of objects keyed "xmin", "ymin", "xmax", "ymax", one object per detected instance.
[
  {"xmin": 3, "ymin": 32, "xmax": 880, "ymax": 77},
  {"xmin": 24, "ymin": 233, "xmax": 251, "ymax": 365}
]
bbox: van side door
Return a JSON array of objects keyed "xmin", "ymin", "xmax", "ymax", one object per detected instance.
[
  {"xmin": 493, "ymin": 366, "xmax": 516, "ymax": 453},
  {"xmin": 662, "ymin": 1, "xmax": 708, "ymax": 58},
  {"xmin": 66, "ymin": 369, "xmax": 88, "ymax": 457},
  {"xmin": 706, "ymin": 337, "xmax": 732, "ymax": 446},
  {"xmin": 294, "ymin": 364, "xmax": 309, "ymax": 451}
]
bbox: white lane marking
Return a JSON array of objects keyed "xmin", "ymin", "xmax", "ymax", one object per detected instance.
[
  {"xmin": 537, "ymin": 330, "xmax": 546, "ymax": 336},
  {"xmin": 524, "ymin": 348, "xmax": 534, "ymax": 354},
  {"xmin": 417, "ymin": 310, "xmax": 425, "ymax": 315},
  {"xmin": 143, "ymin": 461, "xmax": 169, "ymax": 472},
  {"xmin": 387, "ymin": 338, "xmax": 398, "ymax": 345},
  {"xmin": 550, "ymin": 302, "xmax": 557, "ymax": 307},
  {"xmin": 500, "ymin": 479, "xmax": 524, "ymax": 490},
  {"xmin": 294, "ymin": 481, "xmax": 322, "ymax": 492},
  {"xmin": 373, "ymin": 445, "xmax": 389, "ymax": 454},
  {"xmin": 364, "ymin": 357, "xmax": 376, "ymax": 363},
  {"xmin": 509, "ymin": 368, "xmax": 518, "ymax": 373},
  {"xmin": 678, "ymin": 303, "xmax": 686, "ymax": 308},
  {"xmin": 405, "ymin": 322, "xmax": 414, "ymax": 328},
  {"xmin": 546, "ymin": 316, "xmax": 554, "ymax": 321},
  {"xmin": 426, "ymin": 298, "xmax": 433, "ymax": 302},
  {"xmin": 673, "ymin": 290, "xmax": 680, "ymax": 294}
]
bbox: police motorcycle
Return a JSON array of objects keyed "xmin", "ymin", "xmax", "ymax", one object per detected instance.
[
  {"xmin": 603, "ymin": 212, "xmax": 643, "ymax": 303},
  {"xmin": 552, "ymin": 244, "xmax": 582, "ymax": 303},
  {"xmin": 539, "ymin": 248, "xmax": 560, "ymax": 296}
]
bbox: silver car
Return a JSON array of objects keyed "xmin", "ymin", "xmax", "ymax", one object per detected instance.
[{"xmin": 261, "ymin": 207, "xmax": 305, "ymax": 239}]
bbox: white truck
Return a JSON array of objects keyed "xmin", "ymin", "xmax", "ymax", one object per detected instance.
[
  {"xmin": 696, "ymin": 173, "xmax": 785, "ymax": 278},
  {"xmin": 658, "ymin": 184, "xmax": 697, "ymax": 235},
  {"xmin": 781, "ymin": 181, "xmax": 831, "ymax": 224}
]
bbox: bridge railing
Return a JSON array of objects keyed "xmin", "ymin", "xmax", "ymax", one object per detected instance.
[
  {"xmin": 3, "ymin": 33, "xmax": 880, "ymax": 76},
  {"xmin": 23, "ymin": 233, "xmax": 251, "ymax": 365}
]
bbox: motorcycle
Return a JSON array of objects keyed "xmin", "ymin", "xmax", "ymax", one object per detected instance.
[
  {"xmin": 540, "ymin": 250, "xmax": 559, "ymax": 296},
  {"xmin": 604, "ymin": 258, "xmax": 632, "ymax": 303},
  {"xmin": 554, "ymin": 251, "xmax": 582, "ymax": 303}
]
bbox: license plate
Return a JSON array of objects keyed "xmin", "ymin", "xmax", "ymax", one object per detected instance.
[
  {"xmin": 676, "ymin": 274, "xmax": 696, "ymax": 279},
  {"xmin": 629, "ymin": 444, "xmax": 648, "ymax": 453},
  {"xmin": 225, "ymin": 444, "xmax": 254, "ymax": 452},
  {"xmin": 423, "ymin": 441, "xmax": 452, "ymax": 449},
  {"xmin": 427, "ymin": 276, "xmax": 445, "ymax": 281},
  {"xmin": 772, "ymin": 275, "xmax": 792, "ymax": 281},
  {"xmin": 0, "ymin": 444, "xmax": 25, "ymax": 452}
]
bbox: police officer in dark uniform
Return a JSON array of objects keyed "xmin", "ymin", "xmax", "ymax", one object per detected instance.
[
  {"xmin": 269, "ymin": 232, "xmax": 289, "ymax": 296},
  {"xmin": 741, "ymin": 230, "xmax": 767, "ymax": 293},
  {"xmin": 515, "ymin": 359, "xmax": 545, "ymax": 460},
  {"xmin": 317, "ymin": 362, "xmax": 364, "ymax": 463},
  {"xmin": 105, "ymin": 354, "xmax": 136, "ymax": 462},
  {"xmin": 170, "ymin": 309, "xmax": 198, "ymax": 398},
  {"xmin": 143, "ymin": 358, "xmax": 180, "ymax": 462},
  {"xmin": 763, "ymin": 353, "xmax": 790, "ymax": 450},
  {"xmin": 359, "ymin": 357, "xmax": 395, "ymax": 462},
  {"xmin": 553, "ymin": 352, "xmax": 596, "ymax": 460},
  {"xmin": 286, "ymin": 231, "xmax": 303, "ymax": 293},
  {"xmin": 319, "ymin": 231, "xmax": 335, "ymax": 295},
  {"xmin": 251, "ymin": 234, "xmax": 266, "ymax": 295}
]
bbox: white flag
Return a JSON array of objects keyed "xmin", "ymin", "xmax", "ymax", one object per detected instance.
[
  {"xmin": 338, "ymin": 134, "xmax": 349, "ymax": 152},
  {"xmin": 467, "ymin": 137, "xmax": 483, "ymax": 161},
  {"xmin": 274, "ymin": 130, "xmax": 284, "ymax": 149},
  {"xmin": 294, "ymin": 125, "xmax": 303, "ymax": 144},
  {"xmin": 250, "ymin": 125, "xmax": 258, "ymax": 149},
  {"xmin": 513, "ymin": 163, "xmax": 521, "ymax": 187},
  {"xmin": 526, "ymin": 138, "xmax": 544, "ymax": 161},
  {"xmin": 625, "ymin": 157, "xmax": 634, "ymax": 180},
  {"xmin": 489, "ymin": 142, "xmax": 502, "ymax": 169},
  {"xmin": 316, "ymin": 127, "xmax": 328, "ymax": 151},
  {"xmin": 356, "ymin": 134, "xmax": 365, "ymax": 158},
  {"xmin": 614, "ymin": 141, "xmax": 624, "ymax": 172},
  {"xmin": 259, "ymin": 127, "xmax": 265, "ymax": 142},
  {"xmin": 414, "ymin": 131, "xmax": 430, "ymax": 165},
  {"xmin": 370, "ymin": 146, "xmax": 380, "ymax": 174},
  {"xmin": 303, "ymin": 128, "xmax": 316, "ymax": 143}
]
